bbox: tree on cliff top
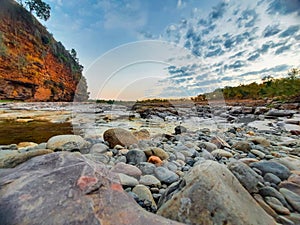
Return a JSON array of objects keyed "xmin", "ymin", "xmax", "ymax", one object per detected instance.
[{"xmin": 17, "ymin": 0, "xmax": 51, "ymax": 21}]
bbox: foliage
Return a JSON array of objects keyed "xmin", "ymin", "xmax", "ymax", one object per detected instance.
[
  {"xmin": 193, "ymin": 68, "xmax": 300, "ymax": 102},
  {"xmin": 23, "ymin": 0, "xmax": 51, "ymax": 21}
]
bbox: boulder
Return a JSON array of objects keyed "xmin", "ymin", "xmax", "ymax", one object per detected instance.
[
  {"xmin": 0, "ymin": 152, "xmax": 184, "ymax": 225},
  {"xmin": 103, "ymin": 128, "xmax": 138, "ymax": 148},
  {"xmin": 157, "ymin": 160, "xmax": 276, "ymax": 225},
  {"xmin": 0, "ymin": 149, "xmax": 53, "ymax": 168},
  {"xmin": 46, "ymin": 135, "xmax": 90, "ymax": 152}
]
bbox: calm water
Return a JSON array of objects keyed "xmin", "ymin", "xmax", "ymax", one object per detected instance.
[{"xmin": 0, "ymin": 120, "xmax": 74, "ymax": 145}]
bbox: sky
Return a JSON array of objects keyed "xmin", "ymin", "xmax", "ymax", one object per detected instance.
[{"xmin": 42, "ymin": 0, "xmax": 300, "ymax": 100}]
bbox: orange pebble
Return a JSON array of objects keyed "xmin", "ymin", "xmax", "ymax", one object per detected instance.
[{"xmin": 148, "ymin": 155, "xmax": 162, "ymax": 166}]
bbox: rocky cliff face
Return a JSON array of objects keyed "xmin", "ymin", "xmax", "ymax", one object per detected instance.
[{"xmin": 0, "ymin": 0, "xmax": 88, "ymax": 101}]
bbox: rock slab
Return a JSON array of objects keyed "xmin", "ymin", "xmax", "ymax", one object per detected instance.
[
  {"xmin": 157, "ymin": 160, "xmax": 276, "ymax": 225},
  {"xmin": 0, "ymin": 152, "xmax": 184, "ymax": 225}
]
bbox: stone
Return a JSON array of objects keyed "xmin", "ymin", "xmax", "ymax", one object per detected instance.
[
  {"xmin": 174, "ymin": 125, "xmax": 187, "ymax": 135},
  {"xmin": 288, "ymin": 174, "xmax": 300, "ymax": 185},
  {"xmin": 111, "ymin": 162, "xmax": 142, "ymax": 179},
  {"xmin": 285, "ymin": 213, "xmax": 300, "ymax": 225},
  {"xmin": 126, "ymin": 149, "xmax": 147, "ymax": 165},
  {"xmin": 265, "ymin": 197, "xmax": 290, "ymax": 215},
  {"xmin": 249, "ymin": 136, "xmax": 271, "ymax": 147},
  {"xmin": 278, "ymin": 181, "xmax": 300, "ymax": 195},
  {"xmin": 103, "ymin": 128, "xmax": 138, "ymax": 148},
  {"xmin": 137, "ymin": 162, "xmax": 156, "ymax": 175},
  {"xmin": 0, "ymin": 152, "xmax": 183, "ymax": 225},
  {"xmin": 0, "ymin": 149, "xmax": 53, "ymax": 168},
  {"xmin": 251, "ymin": 149, "xmax": 266, "ymax": 159},
  {"xmin": 199, "ymin": 142, "xmax": 218, "ymax": 152},
  {"xmin": 228, "ymin": 161, "xmax": 262, "ymax": 193},
  {"xmin": 157, "ymin": 160, "xmax": 276, "ymax": 225},
  {"xmin": 210, "ymin": 136, "xmax": 231, "ymax": 149},
  {"xmin": 211, "ymin": 149, "xmax": 233, "ymax": 158},
  {"xmin": 132, "ymin": 185, "xmax": 157, "ymax": 211},
  {"xmin": 46, "ymin": 135, "xmax": 90, "ymax": 152},
  {"xmin": 265, "ymin": 109, "xmax": 295, "ymax": 117},
  {"xmin": 148, "ymin": 156, "xmax": 163, "ymax": 166},
  {"xmin": 17, "ymin": 142, "xmax": 38, "ymax": 149},
  {"xmin": 264, "ymin": 173, "xmax": 282, "ymax": 185},
  {"xmin": 118, "ymin": 173, "xmax": 139, "ymax": 187},
  {"xmin": 85, "ymin": 153, "xmax": 110, "ymax": 164},
  {"xmin": 154, "ymin": 167, "xmax": 179, "ymax": 184},
  {"xmin": 144, "ymin": 147, "xmax": 169, "ymax": 160},
  {"xmin": 139, "ymin": 175, "xmax": 161, "ymax": 187},
  {"xmin": 280, "ymin": 188, "xmax": 300, "ymax": 212},
  {"xmin": 277, "ymin": 216, "xmax": 295, "ymax": 225},
  {"xmin": 259, "ymin": 186, "xmax": 290, "ymax": 208},
  {"xmin": 272, "ymin": 157, "xmax": 300, "ymax": 171},
  {"xmin": 132, "ymin": 129, "xmax": 151, "ymax": 140},
  {"xmin": 89, "ymin": 143, "xmax": 109, "ymax": 154},
  {"xmin": 250, "ymin": 161, "xmax": 291, "ymax": 180},
  {"xmin": 232, "ymin": 141, "xmax": 251, "ymax": 152},
  {"xmin": 253, "ymin": 194, "xmax": 277, "ymax": 218},
  {"xmin": 239, "ymin": 158, "xmax": 259, "ymax": 165}
]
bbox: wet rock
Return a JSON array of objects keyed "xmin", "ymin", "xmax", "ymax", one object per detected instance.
[
  {"xmin": 0, "ymin": 152, "xmax": 183, "ymax": 225},
  {"xmin": 265, "ymin": 109, "xmax": 295, "ymax": 118},
  {"xmin": 46, "ymin": 135, "xmax": 90, "ymax": 152},
  {"xmin": 0, "ymin": 149, "xmax": 53, "ymax": 168},
  {"xmin": 103, "ymin": 128, "xmax": 138, "ymax": 148},
  {"xmin": 250, "ymin": 161, "xmax": 291, "ymax": 180},
  {"xmin": 228, "ymin": 161, "xmax": 262, "ymax": 193},
  {"xmin": 0, "ymin": 144, "xmax": 18, "ymax": 150},
  {"xmin": 157, "ymin": 160, "xmax": 276, "ymax": 225}
]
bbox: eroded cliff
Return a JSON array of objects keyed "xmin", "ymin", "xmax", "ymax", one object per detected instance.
[{"xmin": 0, "ymin": 0, "xmax": 88, "ymax": 101}]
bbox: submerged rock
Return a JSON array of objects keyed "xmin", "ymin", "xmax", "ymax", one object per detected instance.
[{"xmin": 0, "ymin": 152, "xmax": 184, "ymax": 225}]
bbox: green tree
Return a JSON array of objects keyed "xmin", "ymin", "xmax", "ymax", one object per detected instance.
[
  {"xmin": 288, "ymin": 68, "xmax": 299, "ymax": 79},
  {"xmin": 23, "ymin": 0, "xmax": 51, "ymax": 21}
]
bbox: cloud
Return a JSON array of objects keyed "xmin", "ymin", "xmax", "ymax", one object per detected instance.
[
  {"xmin": 267, "ymin": 0, "xmax": 300, "ymax": 16},
  {"xmin": 275, "ymin": 44, "xmax": 292, "ymax": 55},
  {"xmin": 247, "ymin": 52, "xmax": 260, "ymax": 61},
  {"xmin": 279, "ymin": 25, "xmax": 300, "ymax": 38},
  {"xmin": 263, "ymin": 24, "xmax": 281, "ymax": 37}
]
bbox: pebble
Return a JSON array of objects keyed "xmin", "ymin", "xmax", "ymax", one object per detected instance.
[
  {"xmin": 251, "ymin": 149, "xmax": 266, "ymax": 159},
  {"xmin": 280, "ymin": 188, "xmax": 300, "ymax": 212},
  {"xmin": 111, "ymin": 162, "xmax": 142, "ymax": 179},
  {"xmin": 118, "ymin": 173, "xmax": 139, "ymax": 186},
  {"xmin": 250, "ymin": 161, "xmax": 291, "ymax": 180},
  {"xmin": 211, "ymin": 149, "xmax": 233, "ymax": 158}
]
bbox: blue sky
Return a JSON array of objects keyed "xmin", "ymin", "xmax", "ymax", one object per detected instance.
[{"xmin": 43, "ymin": 0, "xmax": 300, "ymax": 100}]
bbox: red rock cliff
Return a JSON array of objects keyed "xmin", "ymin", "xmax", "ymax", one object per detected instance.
[{"xmin": 0, "ymin": 0, "xmax": 88, "ymax": 101}]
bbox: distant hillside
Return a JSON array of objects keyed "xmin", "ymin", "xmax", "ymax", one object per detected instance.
[
  {"xmin": 192, "ymin": 70, "xmax": 300, "ymax": 104},
  {"xmin": 0, "ymin": 0, "xmax": 88, "ymax": 101}
]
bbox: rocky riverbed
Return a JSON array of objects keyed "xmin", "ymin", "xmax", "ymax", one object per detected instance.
[{"xmin": 0, "ymin": 102, "xmax": 300, "ymax": 224}]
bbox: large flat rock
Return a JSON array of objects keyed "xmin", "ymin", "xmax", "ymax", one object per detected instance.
[{"xmin": 0, "ymin": 152, "xmax": 183, "ymax": 225}]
